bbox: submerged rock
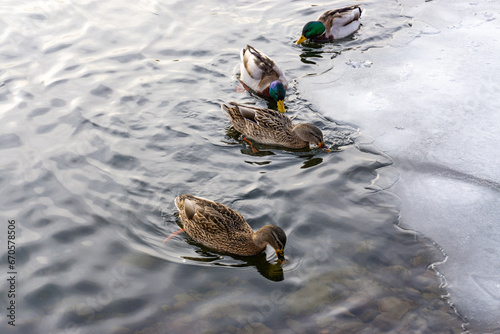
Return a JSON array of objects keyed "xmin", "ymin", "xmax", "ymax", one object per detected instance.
[
  {"xmin": 378, "ymin": 296, "xmax": 414, "ymax": 319},
  {"xmin": 372, "ymin": 313, "xmax": 397, "ymax": 331},
  {"xmin": 284, "ymin": 280, "xmax": 332, "ymax": 314},
  {"xmin": 241, "ymin": 322, "xmax": 273, "ymax": 334},
  {"xmin": 342, "ymin": 294, "xmax": 378, "ymax": 322},
  {"xmin": 285, "ymin": 319, "xmax": 306, "ymax": 333}
]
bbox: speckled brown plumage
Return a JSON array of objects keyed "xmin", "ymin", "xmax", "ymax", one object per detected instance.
[
  {"xmin": 175, "ymin": 195, "xmax": 286, "ymax": 260},
  {"xmin": 221, "ymin": 102, "xmax": 327, "ymax": 149}
]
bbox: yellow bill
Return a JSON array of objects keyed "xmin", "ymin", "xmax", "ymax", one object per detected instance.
[
  {"xmin": 296, "ymin": 35, "xmax": 307, "ymax": 45},
  {"xmin": 277, "ymin": 100, "xmax": 286, "ymax": 113}
]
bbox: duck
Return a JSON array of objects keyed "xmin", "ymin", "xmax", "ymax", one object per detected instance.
[
  {"xmin": 239, "ymin": 45, "xmax": 288, "ymax": 113},
  {"xmin": 221, "ymin": 102, "xmax": 330, "ymax": 151},
  {"xmin": 296, "ymin": 5, "xmax": 363, "ymax": 44},
  {"xmin": 173, "ymin": 194, "xmax": 287, "ymax": 263}
]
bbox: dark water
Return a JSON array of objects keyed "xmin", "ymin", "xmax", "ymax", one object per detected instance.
[{"xmin": 0, "ymin": 0, "xmax": 465, "ymax": 333}]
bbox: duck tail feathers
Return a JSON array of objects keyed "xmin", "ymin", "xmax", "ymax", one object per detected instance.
[
  {"xmin": 174, "ymin": 195, "xmax": 183, "ymax": 210},
  {"xmin": 221, "ymin": 102, "xmax": 240, "ymax": 120}
]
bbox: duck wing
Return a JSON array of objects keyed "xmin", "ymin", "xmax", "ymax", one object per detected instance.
[
  {"xmin": 235, "ymin": 103, "xmax": 292, "ymax": 131},
  {"xmin": 318, "ymin": 5, "xmax": 362, "ymax": 26},
  {"xmin": 318, "ymin": 5, "xmax": 362, "ymax": 40},
  {"xmin": 182, "ymin": 195, "xmax": 250, "ymax": 235},
  {"xmin": 241, "ymin": 45, "xmax": 277, "ymax": 79},
  {"xmin": 251, "ymin": 105, "xmax": 292, "ymax": 131}
]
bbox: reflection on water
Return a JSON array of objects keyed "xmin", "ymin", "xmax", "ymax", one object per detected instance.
[
  {"xmin": 298, "ymin": 41, "xmax": 343, "ymax": 64},
  {"xmin": 0, "ymin": 0, "xmax": 466, "ymax": 333},
  {"xmin": 300, "ymin": 155, "xmax": 323, "ymax": 169},
  {"xmin": 183, "ymin": 250, "xmax": 285, "ymax": 282}
]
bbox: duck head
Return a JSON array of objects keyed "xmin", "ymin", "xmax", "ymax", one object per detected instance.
[
  {"xmin": 293, "ymin": 123, "xmax": 331, "ymax": 151},
  {"xmin": 269, "ymin": 80, "xmax": 286, "ymax": 113},
  {"xmin": 254, "ymin": 225, "xmax": 287, "ymax": 263},
  {"xmin": 296, "ymin": 21, "xmax": 326, "ymax": 44}
]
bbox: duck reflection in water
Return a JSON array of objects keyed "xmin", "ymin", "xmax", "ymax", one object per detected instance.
[{"xmin": 182, "ymin": 249, "xmax": 285, "ymax": 282}]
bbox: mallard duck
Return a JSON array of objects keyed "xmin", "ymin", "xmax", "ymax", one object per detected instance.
[
  {"xmin": 174, "ymin": 194, "xmax": 286, "ymax": 262},
  {"xmin": 239, "ymin": 45, "xmax": 288, "ymax": 113},
  {"xmin": 296, "ymin": 5, "xmax": 363, "ymax": 44},
  {"xmin": 222, "ymin": 102, "xmax": 330, "ymax": 151}
]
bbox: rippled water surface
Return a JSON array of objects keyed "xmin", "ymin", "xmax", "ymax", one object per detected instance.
[{"xmin": 1, "ymin": 0, "xmax": 465, "ymax": 333}]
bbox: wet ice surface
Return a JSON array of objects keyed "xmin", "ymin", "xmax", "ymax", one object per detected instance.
[{"xmin": 302, "ymin": 0, "xmax": 500, "ymax": 331}]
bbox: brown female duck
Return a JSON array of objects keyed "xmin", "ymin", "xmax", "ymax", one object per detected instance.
[
  {"xmin": 173, "ymin": 195, "xmax": 287, "ymax": 262},
  {"xmin": 221, "ymin": 102, "xmax": 330, "ymax": 151}
]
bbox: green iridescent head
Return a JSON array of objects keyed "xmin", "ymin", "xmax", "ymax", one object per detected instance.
[
  {"xmin": 296, "ymin": 21, "xmax": 326, "ymax": 44},
  {"xmin": 269, "ymin": 80, "xmax": 286, "ymax": 113}
]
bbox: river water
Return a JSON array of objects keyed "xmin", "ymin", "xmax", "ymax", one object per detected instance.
[{"xmin": 0, "ymin": 0, "xmax": 467, "ymax": 333}]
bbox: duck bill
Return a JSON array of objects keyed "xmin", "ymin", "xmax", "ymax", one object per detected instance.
[
  {"xmin": 276, "ymin": 250, "xmax": 286, "ymax": 264},
  {"xmin": 296, "ymin": 35, "xmax": 307, "ymax": 45},
  {"xmin": 318, "ymin": 141, "xmax": 331, "ymax": 152},
  {"xmin": 277, "ymin": 100, "xmax": 286, "ymax": 113}
]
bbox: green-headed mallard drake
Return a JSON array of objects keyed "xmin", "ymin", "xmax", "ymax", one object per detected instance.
[
  {"xmin": 174, "ymin": 194, "xmax": 287, "ymax": 262},
  {"xmin": 221, "ymin": 102, "xmax": 330, "ymax": 151},
  {"xmin": 239, "ymin": 45, "xmax": 288, "ymax": 113},
  {"xmin": 296, "ymin": 5, "xmax": 363, "ymax": 44}
]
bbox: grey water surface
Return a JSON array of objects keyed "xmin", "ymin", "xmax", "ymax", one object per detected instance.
[{"xmin": 0, "ymin": 1, "xmax": 467, "ymax": 333}]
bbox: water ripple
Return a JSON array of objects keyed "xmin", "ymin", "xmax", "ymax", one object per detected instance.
[{"xmin": 0, "ymin": 0, "xmax": 465, "ymax": 332}]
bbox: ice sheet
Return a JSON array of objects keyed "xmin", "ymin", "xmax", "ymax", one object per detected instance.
[{"xmin": 301, "ymin": 0, "xmax": 500, "ymax": 331}]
